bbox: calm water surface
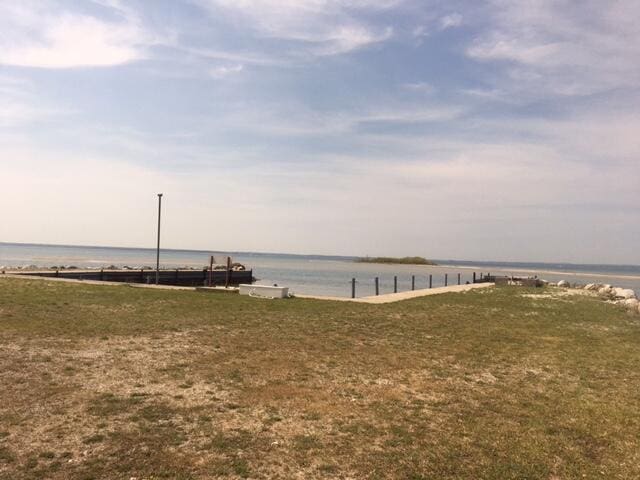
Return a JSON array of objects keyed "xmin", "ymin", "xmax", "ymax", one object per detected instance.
[{"xmin": 2, "ymin": 242, "xmax": 639, "ymax": 297}]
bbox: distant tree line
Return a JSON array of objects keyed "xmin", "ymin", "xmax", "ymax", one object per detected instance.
[{"xmin": 355, "ymin": 256, "xmax": 437, "ymax": 266}]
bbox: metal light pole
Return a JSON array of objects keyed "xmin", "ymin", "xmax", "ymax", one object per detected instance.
[{"xmin": 155, "ymin": 193, "xmax": 163, "ymax": 285}]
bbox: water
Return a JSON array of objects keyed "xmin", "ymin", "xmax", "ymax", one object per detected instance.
[{"xmin": 2, "ymin": 242, "xmax": 640, "ymax": 297}]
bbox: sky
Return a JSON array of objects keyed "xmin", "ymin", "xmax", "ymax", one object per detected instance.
[{"xmin": 0, "ymin": 0, "xmax": 638, "ymax": 264}]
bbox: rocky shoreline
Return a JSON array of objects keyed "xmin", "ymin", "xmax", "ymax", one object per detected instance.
[{"xmin": 553, "ymin": 280, "xmax": 640, "ymax": 315}]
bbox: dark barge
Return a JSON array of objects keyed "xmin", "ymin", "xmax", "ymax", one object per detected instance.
[{"xmin": 7, "ymin": 268, "xmax": 254, "ymax": 287}]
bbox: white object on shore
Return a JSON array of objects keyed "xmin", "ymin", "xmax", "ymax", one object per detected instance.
[
  {"xmin": 239, "ymin": 284, "xmax": 289, "ymax": 299},
  {"xmin": 623, "ymin": 298, "xmax": 639, "ymax": 310},
  {"xmin": 613, "ymin": 288, "xmax": 636, "ymax": 300},
  {"xmin": 557, "ymin": 280, "xmax": 570, "ymax": 287}
]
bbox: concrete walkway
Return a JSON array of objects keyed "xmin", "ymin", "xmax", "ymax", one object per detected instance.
[
  {"xmin": 3, "ymin": 273, "xmax": 209, "ymax": 291},
  {"xmin": 295, "ymin": 282, "xmax": 494, "ymax": 304}
]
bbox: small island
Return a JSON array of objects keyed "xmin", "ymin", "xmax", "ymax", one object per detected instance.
[{"xmin": 356, "ymin": 256, "xmax": 437, "ymax": 266}]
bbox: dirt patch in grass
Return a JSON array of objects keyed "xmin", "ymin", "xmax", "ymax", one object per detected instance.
[{"xmin": 1, "ymin": 278, "xmax": 639, "ymax": 479}]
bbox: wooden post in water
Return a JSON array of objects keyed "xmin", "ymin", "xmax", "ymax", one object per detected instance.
[
  {"xmin": 225, "ymin": 256, "xmax": 231, "ymax": 288},
  {"xmin": 208, "ymin": 256, "xmax": 214, "ymax": 287},
  {"xmin": 375, "ymin": 277, "xmax": 379, "ymax": 296},
  {"xmin": 174, "ymin": 269, "xmax": 179, "ymax": 284},
  {"xmin": 351, "ymin": 278, "xmax": 356, "ymax": 299},
  {"xmin": 394, "ymin": 276, "xmax": 398, "ymax": 293},
  {"xmin": 100, "ymin": 269, "xmax": 104, "ymax": 281},
  {"xmin": 429, "ymin": 274, "xmax": 432, "ymax": 288},
  {"xmin": 445, "ymin": 273, "xmax": 448, "ymax": 287},
  {"xmin": 473, "ymin": 272, "xmax": 476, "ymax": 283},
  {"xmin": 457, "ymin": 273, "xmax": 461, "ymax": 285},
  {"xmin": 411, "ymin": 275, "xmax": 415, "ymax": 291}
]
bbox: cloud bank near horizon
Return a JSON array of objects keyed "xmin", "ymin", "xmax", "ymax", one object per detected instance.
[{"xmin": 1, "ymin": 0, "xmax": 638, "ymax": 264}]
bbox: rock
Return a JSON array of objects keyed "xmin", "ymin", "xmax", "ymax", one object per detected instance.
[
  {"xmin": 557, "ymin": 280, "xmax": 570, "ymax": 287},
  {"xmin": 584, "ymin": 283, "xmax": 602, "ymax": 291},
  {"xmin": 623, "ymin": 299, "xmax": 639, "ymax": 310},
  {"xmin": 613, "ymin": 288, "xmax": 636, "ymax": 300}
]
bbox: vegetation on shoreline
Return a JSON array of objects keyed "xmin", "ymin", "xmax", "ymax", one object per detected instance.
[
  {"xmin": 356, "ymin": 256, "xmax": 437, "ymax": 265},
  {"xmin": 1, "ymin": 278, "xmax": 639, "ymax": 479}
]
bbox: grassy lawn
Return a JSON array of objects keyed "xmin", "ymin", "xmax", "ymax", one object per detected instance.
[{"xmin": 0, "ymin": 278, "xmax": 639, "ymax": 479}]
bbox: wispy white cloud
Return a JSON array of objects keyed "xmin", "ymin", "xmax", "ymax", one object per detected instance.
[
  {"xmin": 183, "ymin": 47, "xmax": 285, "ymax": 67},
  {"xmin": 439, "ymin": 12, "xmax": 462, "ymax": 30},
  {"xmin": 209, "ymin": 63, "xmax": 244, "ymax": 79},
  {"xmin": 0, "ymin": 74, "xmax": 69, "ymax": 126},
  {"xmin": 402, "ymin": 82, "xmax": 435, "ymax": 94},
  {"xmin": 412, "ymin": 25, "xmax": 428, "ymax": 37},
  {"xmin": 0, "ymin": 1, "xmax": 165, "ymax": 68},
  {"xmin": 194, "ymin": 0, "xmax": 399, "ymax": 56},
  {"xmin": 187, "ymin": 100, "xmax": 466, "ymax": 140},
  {"xmin": 305, "ymin": 25, "xmax": 394, "ymax": 56},
  {"xmin": 467, "ymin": 0, "xmax": 640, "ymax": 96}
]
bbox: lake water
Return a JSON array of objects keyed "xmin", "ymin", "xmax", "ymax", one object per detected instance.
[{"xmin": 2, "ymin": 242, "xmax": 639, "ymax": 298}]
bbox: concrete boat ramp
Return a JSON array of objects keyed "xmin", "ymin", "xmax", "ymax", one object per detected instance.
[{"xmin": 295, "ymin": 282, "xmax": 494, "ymax": 304}]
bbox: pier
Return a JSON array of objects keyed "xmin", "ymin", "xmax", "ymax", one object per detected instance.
[
  {"xmin": 296, "ymin": 282, "xmax": 494, "ymax": 304},
  {"xmin": 7, "ymin": 268, "xmax": 253, "ymax": 287}
]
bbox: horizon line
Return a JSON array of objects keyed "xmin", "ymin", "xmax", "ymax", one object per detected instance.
[{"xmin": 1, "ymin": 241, "xmax": 639, "ymax": 269}]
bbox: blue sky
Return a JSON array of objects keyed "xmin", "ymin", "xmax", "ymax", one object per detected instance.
[{"xmin": 1, "ymin": 0, "xmax": 639, "ymax": 263}]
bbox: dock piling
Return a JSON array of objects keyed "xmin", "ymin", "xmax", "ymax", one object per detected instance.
[
  {"xmin": 429, "ymin": 274, "xmax": 432, "ymax": 288},
  {"xmin": 457, "ymin": 273, "xmax": 461, "ymax": 285},
  {"xmin": 375, "ymin": 277, "xmax": 379, "ymax": 296},
  {"xmin": 411, "ymin": 275, "xmax": 415, "ymax": 291},
  {"xmin": 445, "ymin": 273, "xmax": 448, "ymax": 287},
  {"xmin": 394, "ymin": 276, "xmax": 398, "ymax": 293},
  {"xmin": 351, "ymin": 278, "xmax": 356, "ymax": 298}
]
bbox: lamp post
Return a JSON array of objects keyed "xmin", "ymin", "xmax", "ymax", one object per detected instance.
[{"xmin": 156, "ymin": 193, "xmax": 163, "ymax": 285}]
